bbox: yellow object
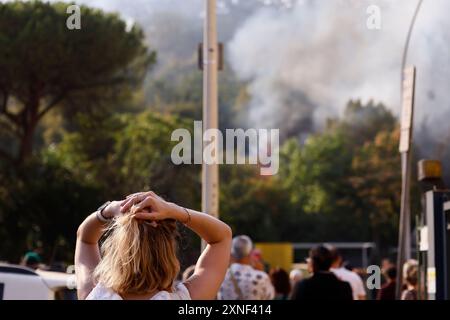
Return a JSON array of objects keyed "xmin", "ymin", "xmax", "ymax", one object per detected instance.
[
  {"xmin": 418, "ymin": 160, "xmax": 442, "ymax": 180},
  {"xmin": 255, "ymin": 243, "xmax": 293, "ymax": 271}
]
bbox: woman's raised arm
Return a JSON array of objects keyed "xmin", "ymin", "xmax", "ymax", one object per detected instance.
[
  {"xmin": 174, "ymin": 206, "xmax": 232, "ymax": 299},
  {"xmin": 75, "ymin": 201, "xmax": 122, "ymax": 299}
]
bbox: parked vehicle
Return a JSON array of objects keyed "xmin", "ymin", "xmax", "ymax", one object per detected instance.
[{"xmin": 0, "ymin": 264, "xmax": 77, "ymax": 300}]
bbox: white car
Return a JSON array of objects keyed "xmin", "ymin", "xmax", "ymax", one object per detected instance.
[{"xmin": 0, "ymin": 264, "xmax": 77, "ymax": 300}]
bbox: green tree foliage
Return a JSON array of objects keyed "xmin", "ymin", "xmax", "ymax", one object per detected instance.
[
  {"xmin": 145, "ymin": 62, "xmax": 245, "ymax": 131},
  {"xmin": 52, "ymin": 111, "xmax": 201, "ymax": 207},
  {"xmin": 0, "ymin": 156, "xmax": 101, "ymax": 262},
  {"xmin": 0, "ymin": 110, "xmax": 202, "ymax": 263},
  {"xmin": 220, "ymin": 165, "xmax": 293, "ymax": 242},
  {"xmin": 335, "ymin": 99, "xmax": 397, "ymax": 145},
  {"xmin": 349, "ymin": 129, "xmax": 402, "ymax": 247},
  {"xmin": 269, "ymin": 101, "xmax": 405, "ymax": 248},
  {"xmin": 0, "ymin": 1, "xmax": 154, "ymax": 164},
  {"xmin": 0, "ymin": 92, "xmax": 407, "ymax": 263},
  {"xmin": 277, "ymin": 132, "xmax": 366, "ymax": 242}
]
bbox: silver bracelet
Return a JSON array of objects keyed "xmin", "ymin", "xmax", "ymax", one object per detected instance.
[{"xmin": 96, "ymin": 210, "xmax": 111, "ymax": 223}]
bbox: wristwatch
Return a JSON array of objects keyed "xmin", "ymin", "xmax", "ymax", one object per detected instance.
[{"xmin": 96, "ymin": 201, "xmax": 112, "ymax": 223}]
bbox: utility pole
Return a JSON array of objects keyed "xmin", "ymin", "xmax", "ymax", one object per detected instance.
[
  {"xmin": 201, "ymin": 0, "xmax": 219, "ymax": 250},
  {"xmin": 397, "ymin": 66, "xmax": 416, "ymax": 299},
  {"xmin": 396, "ymin": 0, "xmax": 423, "ymax": 299}
]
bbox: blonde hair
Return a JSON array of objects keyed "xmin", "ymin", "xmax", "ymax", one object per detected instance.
[{"xmin": 93, "ymin": 214, "xmax": 180, "ymax": 296}]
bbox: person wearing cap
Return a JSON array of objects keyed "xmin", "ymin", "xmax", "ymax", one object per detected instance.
[
  {"xmin": 21, "ymin": 251, "xmax": 42, "ymax": 270},
  {"xmin": 217, "ymin": 235, "xmax": 275, "ymax": 300},
  {"xmin": 290, "ymin": 245, "xmax": 353, "ymax": 300},
  {"xmin": 329, "ymin": 246, "xmax": 367, "ymax": 300}
]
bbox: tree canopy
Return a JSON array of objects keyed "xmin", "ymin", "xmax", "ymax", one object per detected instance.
[{"xmin": 0, "ymin": 1, "xmax": 154, "ymax": 165}]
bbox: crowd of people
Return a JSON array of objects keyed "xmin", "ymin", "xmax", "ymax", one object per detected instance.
[
  {"xmin": 71, "ymin": 190, "xmax": 419, "ymax": 300},
  {"xmin": 214, "ymin": 236, "xmax": 358, "ymax": 300},
  {"xmin": 213, "ymin": 236, "xmax": 419, "ymax": 301},
  {"xmin": 376, "ymin": 258, "xmax": 418, "ymax": 301}
]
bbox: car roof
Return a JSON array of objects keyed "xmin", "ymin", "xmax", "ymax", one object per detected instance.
[
  {"xmin": 0, "ymin": 263, "xmax": 38, "ymax": 276},
  {"xmin": 36, "ymin": 269, "xmax": 73, "ymax": 289}
]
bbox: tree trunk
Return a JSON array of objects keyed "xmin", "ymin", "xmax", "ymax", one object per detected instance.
[
  {"xmin": 18, "ymin": 124, "xmax": 35, "ymax": 164},
  {"xmin": 17, "ymin": 96, "xmax": 40, "ymax": 165}
]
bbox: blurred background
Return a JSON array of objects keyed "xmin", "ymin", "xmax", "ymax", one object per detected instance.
[{"xmin": 0, "ymin": 0, "xmax": 449, "ymax": 298}]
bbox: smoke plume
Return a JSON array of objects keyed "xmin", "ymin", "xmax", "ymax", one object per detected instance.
[{"xmin": 227, "ymin": 0, "xmax": 450, "ymax": 145}]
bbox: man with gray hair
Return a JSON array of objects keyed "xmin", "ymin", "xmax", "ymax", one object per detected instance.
[{"xmin": 217, "ymin": 235, "xmax": 274, "ymax": 300}]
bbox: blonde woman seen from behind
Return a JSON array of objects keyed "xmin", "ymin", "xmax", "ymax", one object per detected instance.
[{"xmin": 75, "ymin": 191, "xmax": 232, "ymax": 300}]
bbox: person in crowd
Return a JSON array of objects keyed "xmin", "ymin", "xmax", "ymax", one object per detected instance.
[
  {"xmin": 75, "ymin": 190, "xmax": 232, "ymax": 300},
  {"xmin": 381, "ymin": 258, "xmax": 395, "ymax": 272},
  {"xmin": 21, "ymin": 250, "xmax": 42, "ymax": 270},
  {"xmin": 380, "ymin": 258, "xmax": 395, "ymax": 284},
  {"xmin": 329, "ymin": 246, "xmax": 367, "ymax": 300},
  {"xmin": 269, "ymin": 268, "xmax": 291, "ymax": 300},
  {"xmin": 289, "ymin": 269, "xmax": 304, "ymax": 288},
  {"xmin": 401, "ymin": 260, "xmax": 418, "ymax": 300},
  {"xmin": 370, "ymin": 257, "xmax": 394, "ymax": 299},
  {"xmin": 291, "ymin": 245, "xmax": 353, "ymax": 300},
  {"xmin": 377, "ymin": 266, "xmax": 397, "ymax": 300},
  {"xmin": 343, "ymin": 262, "xmax": 354, "ymax": 272},
  {"xmin": 217, "ymin": 235, "xmax": 274, "ymax": 300},
  {"xmin": 250, "ymin": 248, "xmax": 266, "ymax": 272}
]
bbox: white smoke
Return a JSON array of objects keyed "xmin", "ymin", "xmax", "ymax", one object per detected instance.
[{"xmin": 227, "ymin": 0, "xmax": 450, "ymax": 143}]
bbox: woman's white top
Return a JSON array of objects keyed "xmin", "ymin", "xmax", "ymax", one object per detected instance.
[{"xmin": 86, "ymin": 282, "xmax": 191, "ymax": 300}]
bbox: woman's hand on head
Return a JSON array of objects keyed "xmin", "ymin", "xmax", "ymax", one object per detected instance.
[
  {"xmin": 102, "ymin": 201, "xmax": 123, "ymax": 219},
  {"xmin": 120, "ymin": 191, "xmax": 182, "ymax": 222}
]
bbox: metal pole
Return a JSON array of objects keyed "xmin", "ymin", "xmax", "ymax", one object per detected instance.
[
  {"xmin": 201, "ymin": 0, "xmax": 219, "ymax": 250},
  {"xmin": 396, "ymin": 0, "xmax": 423, "ymax": 299},
  {"xmin": 396, "ymin": 152, "xmax": 410, "ymax": 298},
  {"xmin": 400, "ymin": 0, "xmax": 423, "ymax": 261}
]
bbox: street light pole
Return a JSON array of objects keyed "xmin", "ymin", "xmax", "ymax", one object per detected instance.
[
  {"xmin": 201, "ymin": 0, "xmax": 219, "ymax": 249},
  {"xmin": 396, "ymin": 0, "xmax": 423, "ymax": 299}
]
